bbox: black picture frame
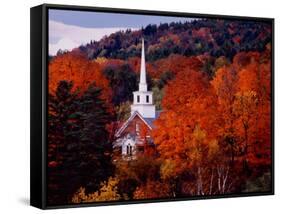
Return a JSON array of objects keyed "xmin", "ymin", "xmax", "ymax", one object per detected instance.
[{"xmin": 30, "ymin": 3, "xmax": 274, "ymax": 209}]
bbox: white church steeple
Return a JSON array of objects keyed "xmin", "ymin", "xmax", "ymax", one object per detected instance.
[
  {"xmin": 139, "ymin": 38, "xmax": 147, "ymax": 92},
  {"xmin": 131, "ymin": 38, "xmax": 156, "ymax": 119}
]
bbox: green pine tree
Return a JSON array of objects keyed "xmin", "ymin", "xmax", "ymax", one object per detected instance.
[{"xmin": 48, "ymin": 81, "xmax": 114, "ymax": 205}]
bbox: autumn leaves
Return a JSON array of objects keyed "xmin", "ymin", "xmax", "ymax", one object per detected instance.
[
  {"xmin": 48, "ymin": 45, "xmax": 271, "ymax": 203},
  {"xmin": 152, "ymin": 50, "xmax": 271, "ymax": 195}
]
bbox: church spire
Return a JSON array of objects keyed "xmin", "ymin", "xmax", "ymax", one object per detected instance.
[
  {"xmin": 139, "ymin": 38, "xmax": 147, "ymax": 92},
  {"xmin": 131, "ymin": 38, "xmax": 156, "ymax": 118}
]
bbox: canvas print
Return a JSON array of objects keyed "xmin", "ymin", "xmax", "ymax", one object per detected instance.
[{"xmin": 47, "ymin": 8, "xmax": 273, "ymax": 206}]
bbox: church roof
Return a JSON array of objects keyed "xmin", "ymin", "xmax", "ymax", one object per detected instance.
[
  {"xmin": 115, "ymin": 110, "xmax": 162, "ymax": 137},
  {"xmin": 143, "ymin": 111, "xmax": 162, "ymax": 128}
]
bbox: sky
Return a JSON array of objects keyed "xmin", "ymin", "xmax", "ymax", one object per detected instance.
[{"xmin": 49, "ymin": 9, "xmax": 194, "ymax": 55}]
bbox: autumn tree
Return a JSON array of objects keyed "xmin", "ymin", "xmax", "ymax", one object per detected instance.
[
  {"xmin": 49, "ymin": 51, "xmax": 112, "ymax": 107},
  {"xmin": 178, "ymin": 126, "xmax": 234, "ymax": 196},
  {"xmin": 103, "ymin": 63, "xmax": 137, "ymax": 105},
  {"xmin": 114, "ymin": 155, "xmax": 161, "ymax": 199},
  {"xmin": 133, "ymin": 180, "xmax": 171, "ymax": 199},
  {"xmin": 152, "ymin": 86, "xmax": 164, "ymax": 110},
  {"xmin": 152, "ymin": 69, "xmax": 223, "ymax": 196},
  {"xmin": 72, "ymin": 177, "xmax": 121, "ymax": 203},
  {"xmin": 154, "ymin": 54, "xmax": 203, "ymax": 77},
  {"xmin": 233, "ymin": 52, "xmax": 271, "ymax": 169},
  {"xmin": 154, "ymin": 69, "xmax": 220, "ymax": 163},
  {"xmin": 211, "ymin": 66, "xmax": 238, "ymax": 164},
  {"xmin": 115, "ymin": 101, "xmax": 131, "ymax": 122},
  {"xmin": 211, "ymin": 51, "xmax": 271, "ymax": 185}
]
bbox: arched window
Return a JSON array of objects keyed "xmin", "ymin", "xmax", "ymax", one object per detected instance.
[
  {"xmin": 146, "ymin": 95, "xmax": 149, "ymax": 103},
  {"xmin": 136, "ymin": 123, "xmax": 140, "ymax": 134},
  {"xmin": 127, "ymin": 144, "xmax": 133, "ymax": 156},
  {"xmin": 137, "ymin": 95, "xmax": 140, "ymax": 103}
]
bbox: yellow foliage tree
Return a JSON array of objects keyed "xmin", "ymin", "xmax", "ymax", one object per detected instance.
[{"xmin": 72, "ymin": 177, "xmax": 121, "ymax": 203}]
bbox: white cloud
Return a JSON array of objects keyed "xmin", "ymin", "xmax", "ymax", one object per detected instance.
[
  {"xmin": 49, "ymin": 20, "xmax": 137, "ymax": 55},
  {"xmin": 49, "ymin": 38, "xmax": 78, "ymax": 56}
]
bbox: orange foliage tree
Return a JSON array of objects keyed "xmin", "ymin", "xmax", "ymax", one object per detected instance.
[
  {"xmin": 152, "ymin": 68, "xmax": 224, "ymax": 195},
  {"xmin": 233, "ymin": 52, "xmax": 271, "ymax": 166},
  {"xmin": 153, "ymin": 54, "xmax": 203, "ymax": 77},
  {"xmin": 153, "ymin": 50, "xmax": 271, "ymax": 196},
  {"xmin": 211, "ymin": 51, "xmax": 271, "ymax": 168},
  {"xmin": 49, "ymin": 52, "xmax": 112, "ymax": 106},
  {"xmin": 211, "ymin": 66, "xmax": 238, "ymax": 163},
  {"xmin": 153, "ymin": 69, "xmax": 220, "ymax": 168}
]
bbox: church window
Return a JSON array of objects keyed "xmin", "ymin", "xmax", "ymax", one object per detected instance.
[
  {"xmin": 137, "ymin": 95, "xmax": 140, "ymax": 103},
  {"xmin": 146, "ymin": 95, "xmax": 149, "ymax": 103},
  {"xmin": 127, "ymin": 145, "xmax": 133, "ymax": 156},
  {"xmin": 136, "ymin": 123, "xmax": 140, "ymax": 133}
]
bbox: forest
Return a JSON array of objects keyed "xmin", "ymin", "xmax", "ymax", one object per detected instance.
[{"xmin": 47, "ymin": 18, "xmax": 272, "ymax": 205}]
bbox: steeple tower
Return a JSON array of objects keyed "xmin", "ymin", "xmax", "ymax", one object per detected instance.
[
  {"xmin": 131, "ymin": 38, "xmax": 156, "ymax": 118},
  {"xmin": 139, "ymin": 38, "xmax": 147, "ymax": 92}
]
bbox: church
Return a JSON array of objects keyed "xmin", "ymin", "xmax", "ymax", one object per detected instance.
[{"xmin": 113, "ymin": 39, "xmax": 160, "ymax": 159}]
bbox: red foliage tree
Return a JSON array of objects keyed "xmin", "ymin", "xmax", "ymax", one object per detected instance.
[{"xmin": 49, "ymin": 52, "xmax": 112, "ymax": 106}]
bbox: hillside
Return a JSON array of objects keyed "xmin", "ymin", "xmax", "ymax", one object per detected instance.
[{"xmin": 75, "ymin": 18, "xmax": 271, "ymax": 61}]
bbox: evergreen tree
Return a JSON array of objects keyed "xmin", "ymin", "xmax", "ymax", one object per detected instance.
[
  {"xmin": 103, "ymin": 64, "xmax": 137, "ymax": 105},
  {"xmin": 77, "ymin": 84, "xmax": 113, "ymax": 193},
  {"xmin": 48, "ymin": 81, "xmax": 113, "ymax": 205},
  {"xmin": 48, "ymin": 81, "xmax": 80, "ymax": 205}
]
